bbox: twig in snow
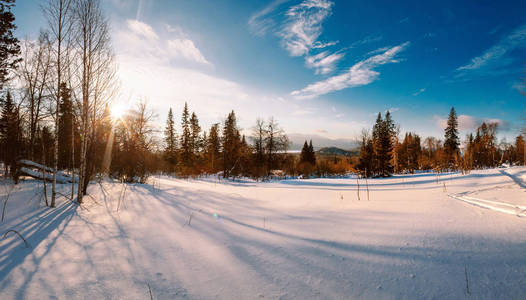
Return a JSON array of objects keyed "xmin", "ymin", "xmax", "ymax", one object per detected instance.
[
  {"xmin": 183, "ymin": 212, "xmax": 194, "ymax": 227},
  {"xmin": 147, "ymin": 283, "xmax": 154, "ymax": 300},
  {"xmin": 356, "ymin": 176, "xmax": 360, "ymax": 201},
  {"xmin": 365, "ymin": 177, "xmax": 370, "ymax": 201},
  {"xmin": 1, "ymin": 180, "xmax": 16, "ymax": 222},
  {"xmin": 464, "ymin": 264, "xmax": 470, "ymax": 295},
  {"xmin": 2, "ymin": 229, "xmax": 30, "ymax": 248},
  {"xmin": 117, "ymin": 181, "xmax": 127, "ymax": 212}
]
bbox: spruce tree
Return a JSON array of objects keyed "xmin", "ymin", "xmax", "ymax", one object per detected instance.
[
  {"xmin": 308, "ymin": 140, "xmax": 316, "ymax": 165},
  {"xmin": 222, "ymin": 110, "xmax": 241, "ymax": 177},
  {"xmin": 0, "ymin": 91, "xmax": 20, "ymax": 180},
  {"xmin": 0, "ymin": 0, "xmax": 21, "ymax": 89},
  {"xmin": 58, "ymin": 83, "xmax": 73, "ymax": 169},
  {"xmin": 358, "ymin": 131, "xmax": 374, "ymax": 177},
  {"xmin": 372, "ymin": 112, "xmax": 394, "ymax": 177},
  {"xmin": 299, "ymin": 140, "xmax": 309, "ymax": 163},
  {"xmin": 180, "ymin": 102, "xmax": 192, "ymax": 171},
  {"xmin": 164, "ymin": 108, "xmax": 177, "ymax": 171},
  {"xmin": 205, "ymin": 123, "xmax": 221, "ymax": 173},
  {"xmin": 371, "ymin": 113, "xmax": 382, "ymax": 175},
  {"xmin": 190, "ymin": 111, "xmax": 201, "ymax": 166},
  {"xmin": 444, "ymin": 107, "xmax": 459, "ymax": 168}
]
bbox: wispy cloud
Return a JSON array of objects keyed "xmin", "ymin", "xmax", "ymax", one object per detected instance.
[
  {"xmin": 135, "ymin": 0, "xmax": 152, "ymax": 20},
  {"xmin": 456, "ymin": 24, "xmax": 526, "ymax": 76},
  {"xmin": 248, "ymin": 0, "xmax": 291, "ymax": 36},
  {"xmin": 305, "ymin": 51, "xmax": 345, "ymax": 74},
  {"xmin": 291, "ymin": 42, "xmax": 410, "ymax": 99},
  {"xmin": 280, "ymin": 0, "xmax": 334, "ymax": 57},
  {"xmin": 412, "ymin": 87, "xmax": 426, "ymax": 96}
]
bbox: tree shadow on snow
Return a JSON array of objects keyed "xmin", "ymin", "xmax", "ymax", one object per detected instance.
[{"xmin": 0, "ymin": 199, "xmax": 79, "ymax": 298}]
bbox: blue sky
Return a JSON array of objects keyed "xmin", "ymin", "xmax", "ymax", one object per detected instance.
[{"xmin": 13, "ymin": 0, "xmax": 526, "ymax": 144}]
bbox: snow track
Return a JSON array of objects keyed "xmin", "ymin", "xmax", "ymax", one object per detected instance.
[
  {"xmin": 448, "ymin": 167, "xmax": 526, "ymax": 217},
  {"xmin": 448, "ymin": 193, "xmax": 526, "ymax": 217}
]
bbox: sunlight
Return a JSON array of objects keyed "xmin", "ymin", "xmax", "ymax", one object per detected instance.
[{"xmin": 110, "ymin": 103, "xmax": 126, "ymax": 120}]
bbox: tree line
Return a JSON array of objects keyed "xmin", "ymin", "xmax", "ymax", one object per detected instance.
[
  {"xmin": 158, "ymin": 103, "xmax": 290, "ymax": 180},
  {"xmin": 357, "ymin": 107, "xmax": 525, "ymax": 177},
  {"xmin": 0, "ymin": 0, "xmax": 525, "ymax": 208}
]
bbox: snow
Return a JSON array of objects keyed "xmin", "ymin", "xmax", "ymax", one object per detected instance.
[
  {"xmin": 0, "ymin": 167, "xmax": 525, "ymax": 299},
  {"xmin": 18, "ymin": 160, "xmax": 78, "ymax": 183},
  {"xmin": 19, "ymin": 167, "xmax": 77, "ymax": 184}
]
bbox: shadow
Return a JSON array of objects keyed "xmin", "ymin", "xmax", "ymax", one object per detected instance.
[
  {"xmin": 149, "ymin": 185, "xmax": 526, "ymax": 299},
  {"xmin": 0, "ymin": 200, "xmax": 79, "ymax": 296},
  {"xmin": 500, "ymin": 169, "xmax": 526, "ymax": 189},
  {"xmin": 2, "ymin": 176, "xmax": 526, "ymax": 299}
]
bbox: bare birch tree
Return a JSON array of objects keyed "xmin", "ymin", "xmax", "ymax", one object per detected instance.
[
  {"xmin": 73, "ymin": 0, "xmax": 116, "ymax": 203},
  {"xmin": 17, "ymin": 33, "xmax": 52, "ymax": 160},
  {"xmin": 42, "ymin": 0, "xmax": 74, "ymax": 208}
]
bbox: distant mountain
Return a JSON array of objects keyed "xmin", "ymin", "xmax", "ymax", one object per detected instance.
[
  {"xmin": 316, "ymin": 147, "xmax": 359, "ymax": 157},
  {"xmin": 288, "ymin": 133, "xmax": 359, "ymax": 150}
]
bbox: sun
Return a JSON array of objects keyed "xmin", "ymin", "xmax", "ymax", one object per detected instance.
[{"xmin": 110, "ymin": 103, "xmax": 126, "ymax": 119}]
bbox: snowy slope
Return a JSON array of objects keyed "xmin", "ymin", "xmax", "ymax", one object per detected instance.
[{"xmin": 0, "ymin": 167, "xmax": 525, "ymax": 299}]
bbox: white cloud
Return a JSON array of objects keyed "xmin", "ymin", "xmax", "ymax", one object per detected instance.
[
  {"xmin": 167, "ymin": 39, "xmax": 210, "ymax": 65},
  {"xmin": 457, "ymin": 24, "xmax": 526, "ymax": 74},
  {"xmin": 435, "ymin": 114, "xmax": 510, "ymax": 132},
  {"xmin": 163, "ymin": 23, "xmax": 187, "ymax": 37},
  {"xmin": 127, "ymin": 19, "xmax": 158, "ymax": 40},
  {"xmin": 280, "ymin": 0, "xmax": 334, "ymax": 56},
  {"xmin": 120, "ymin": 20, "xmax": 209, "ymax": 65},
  {"xmin": 291, "ymin": 42, "xmax": 410, "ymax": 99},
  {"xmin": 305, "ymin": 51, "xmax": 344, "ymax": 74}
]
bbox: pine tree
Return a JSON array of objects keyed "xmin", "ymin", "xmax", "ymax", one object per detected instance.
[
  {"xmin": 372, "ymin": 112, "xmax": 393, "ymax": 177},
  {"xmin": 190, "ymin": 111, "xmax": 201, "ymax": 169},
  {"xmin": 164, "ymin": 108, "xmax": 177, "ymax": 172},
  {"xmin": 0, "ymin": 91, "xmax": 20, "ymax": 180},
  {"xmin": 238, "ymin": 134, "xmax": 253, "ymax": 176},
  {"xmin": 371, "ymin": 113, "xmax": 382, "ymax": 175},
  {"xmin": 180, "ymin": 102, "xmax": 192, "ymax": 172},
  {"xmin": 299, "ymin": 140, "xmax": 309, "ymax": 163},
  {"xmin": 205, "ymin": 123, "xmax": 221, "ymax": 173},
  {"xmin": 222, "ymin": 110, "xmax": 241, "ymax": 177},
  {"xmin": 358, "ymin": 131, "xmax": 374, "ymax": 177},
  {"xmin": 444, "ymin": 107, "xmax": 459, "ymax": 168},
  {"xmin": 58, "ymin": 82, "xmax": 74, "ymax": 169},
  {"xmin": 0, "ymin": 0, "xmax": 21, "ymax": 89},
  {"xmin": 308, "ymin": 140, "xmax": 316, "ymax": 165}
]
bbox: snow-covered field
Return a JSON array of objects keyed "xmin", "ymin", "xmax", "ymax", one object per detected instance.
[{"xmin": 0, "ymin": 167, "xmax": 525, "ymax": 299}]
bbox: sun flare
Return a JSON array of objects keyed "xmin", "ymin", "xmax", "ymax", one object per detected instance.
[{"xmin": 110, "ymin": 103, "xmax": 126, "ymax": 119}]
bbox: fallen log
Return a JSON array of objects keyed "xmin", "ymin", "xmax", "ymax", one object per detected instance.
[{"xmin": 17, "ymin": 160, "xmax": 78, "ymax": 183}]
